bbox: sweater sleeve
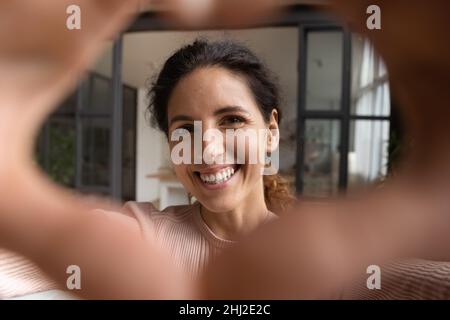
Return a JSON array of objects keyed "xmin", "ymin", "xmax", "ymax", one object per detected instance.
[
  {"xmin": 342, "ymin": 259, "xmax": 450, "ymax": 299},
  {"xmin": 0, "ymin": 248, "xmax": 59, "ymax": 299},
  {"xmin": 0, "ymin": 202, "xmax": 161, "ymax": 299},
  {"xmin": 121, "ymin": 201, "xmax": 160, "ymax": 243}
]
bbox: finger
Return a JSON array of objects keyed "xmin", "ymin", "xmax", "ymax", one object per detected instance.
[
  {"xmin": 154, "ymin": 0, "xmax": 282, "ymax": 28},
  {"xmin": 0, "ymin": 1, "xmax": 142, "ymax": 122},
  {"xmin": 0, "ymin": 1, "xmax": 145, "ymax": 167},
  {"xmin": 202, "ymin": 180, "xmax": 450, "ymax": 299},
  {"xmin": 327, "ymin": 0, "xmax": 450, "ymax": 167},
  {"xmin": 0, "ymin": 163, "xmax": 195, "ymax": 299}
]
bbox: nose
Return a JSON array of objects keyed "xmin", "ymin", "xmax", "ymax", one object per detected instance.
[{"xmin": 202, "ymin": 128, "xmax": 225, "ymax": 165}]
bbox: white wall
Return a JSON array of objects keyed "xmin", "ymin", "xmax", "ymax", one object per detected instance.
[{"xmin": 135, "ymin": 88, "xmax": 167, "ymax": 202}]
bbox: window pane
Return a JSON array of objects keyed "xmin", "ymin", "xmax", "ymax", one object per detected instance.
[
  {"xmin": 47, "ymin": 118, "xmax": 76, "ymax": 187},
  {"xmin": 303, "ymin": 120, "xmax": 340, "ymax": 197},
  {"xmin": 81, "ymin": 43, "xmax": 113, "ymax": 115},
  {"xmin": 305, "ymin": 31, "xmax": 343, "ymax": 111},
  {"xmin": 348, "ymin": 120, "xmax": 390, "ymax": 188},
  {"xmin": 81, "ymin": 118, "xmax": 110, "ymax": 187},
  {"xmin": 80, "ymin": 74, "xmax": 113, "ymax": 115},
  {"xmin": 351, "ymin": 35, "xmax": 390, "ymax": 116}
]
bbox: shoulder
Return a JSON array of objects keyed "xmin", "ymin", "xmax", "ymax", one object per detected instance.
[
  {"xmin": 121, "ymin": 201, "xmax": 200, "ymax": 239},
  {"xmin": 122, "ymin": 201, "xmax": 197, "ymax": 223},
  {"xmin": 92, "ymin": 201, "xmax": 198, "ymax": 237}
]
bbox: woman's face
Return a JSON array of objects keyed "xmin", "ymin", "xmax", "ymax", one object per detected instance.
[{"xmin": 167, "ymin": 66, "xmax": 278, "ymax": 212}]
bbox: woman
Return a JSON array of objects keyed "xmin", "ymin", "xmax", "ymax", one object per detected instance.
[
  {"xmin": 1, "ymin": 0, "xmax": 450, "ymax": 299},
  {"xmin": 0, "ymin": 38, "xmax": 295, "ymax": 298},
  {"xmin": 109, "ymin": 38, "xmax": 295, "ymax": 276}
]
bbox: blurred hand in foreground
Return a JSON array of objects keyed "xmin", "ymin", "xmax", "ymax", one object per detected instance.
[{"xmin": 0, "ymin": 0, "xmax": 449, "ymax": 299}]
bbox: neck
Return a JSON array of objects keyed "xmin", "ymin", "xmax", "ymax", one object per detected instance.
[{"xmin": 199, "ymin": 180, "xmax": 269, "ymax": 241}]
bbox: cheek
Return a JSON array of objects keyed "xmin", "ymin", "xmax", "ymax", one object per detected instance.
[
  {"xmin": 239, "ymin": 135, "xmax": 267, "ymax": 166},
  {"xmin": 237, "ymin": 140, "xmax": 266, "ymax": 183},
  {"xmin": 173, "ymin": 165, "xmax": 191, "ymax": 185},
  {"xmin": 237, "ymin": 131, "xmax": 268, "ymax": 185}
]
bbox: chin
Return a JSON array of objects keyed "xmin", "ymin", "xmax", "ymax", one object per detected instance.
[{"xmin": 196, "ymin": 195, "xmax": 237, "ymax": 213}]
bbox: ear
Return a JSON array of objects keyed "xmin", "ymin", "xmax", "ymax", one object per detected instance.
[{"xmin": 266, "ymin": 109, "xmax": 280, "ymax": 153}]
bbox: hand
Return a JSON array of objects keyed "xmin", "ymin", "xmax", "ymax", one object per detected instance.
[
  {"xmin": 1, "ymin": 0, "xmax": 450, "ymax": 299},
  {"xmin": 192, "ymin": 0, "xmax": 450, "ymax": 298},
  {"xmin": 153, "ymin": 0, "xmax": 281, "ymax": 27},
  {"xmin": 0, "ymin": 0, "xmax": 143, "ymax": 246}
]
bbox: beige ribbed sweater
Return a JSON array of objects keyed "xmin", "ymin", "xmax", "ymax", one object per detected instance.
[
  {"xmin": 0, "ymin": 201, "xmax": 449, "ymax": 299},
  {"xmin": 122, "ymin": 201, "xmax": 277, "ymax": 276}
]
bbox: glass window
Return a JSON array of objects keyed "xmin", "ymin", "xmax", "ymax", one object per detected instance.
[
  {"xmin": 81, "ymin": 43, "xmax": 113, "ymax": 115},
  {"xmin": 80, "ymin": 74, "xmax": 113, "ymax": 115},
  {"xmin": 303, "ymin": 119, "xmax": 340, "ymax": 197},
  {"xmin": 47, "ymin": 118, "xmax": 76, "ymax": 187},
  {"xmin": 351, "ymin": 34, "xmax": 390, "ymax": 116},
  {"xmin": 81, "ymin": 118, "xmax": 110, "ymax": 187},
  {"xmin": 348, "ymin": 120, "xmax": 390, "ymax": 188},
  {"xmin": 305, "ymin": 31, "xmax": 343, "ymax": 111}
]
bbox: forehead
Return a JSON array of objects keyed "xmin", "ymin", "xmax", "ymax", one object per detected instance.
[{"xmin": 167, "ymin": 66, "xmax": 259, "ymax": 119}]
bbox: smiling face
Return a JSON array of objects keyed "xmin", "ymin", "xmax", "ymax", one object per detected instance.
[{"xmin": 167, "ymin": 66, "xmax": 279, "ymax": 213}]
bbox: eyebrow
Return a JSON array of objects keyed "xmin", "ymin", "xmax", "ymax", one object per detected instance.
[{"xmin": 169, "ymin": 105, "xmax": 251, "ymax": 127}]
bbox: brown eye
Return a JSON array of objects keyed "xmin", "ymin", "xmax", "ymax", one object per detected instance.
[
  {"xmin": 177, "ymin": 124, "xmax": 194, "ymax": 132},
  {"xmin": 221, "ymin": 115, "xmax": 245, "ymax": 126}
]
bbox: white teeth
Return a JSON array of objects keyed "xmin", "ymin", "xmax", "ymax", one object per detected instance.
[{"xmin": 199, "ymin": 167, "xmax": 237, "ymax": 185}]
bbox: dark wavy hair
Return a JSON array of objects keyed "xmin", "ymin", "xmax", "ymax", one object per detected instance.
[{"xmin": 147, "ymin": 39, "xmax": 295, "ymax": 213}]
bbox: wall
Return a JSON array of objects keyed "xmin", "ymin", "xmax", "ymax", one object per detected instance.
[{"xmin": 135, "ymin": 88, "xmax": 167, "ymax": 202}]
